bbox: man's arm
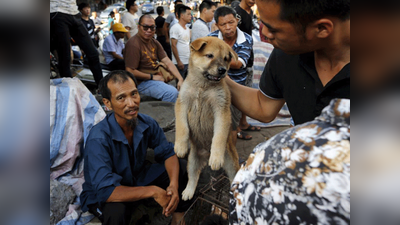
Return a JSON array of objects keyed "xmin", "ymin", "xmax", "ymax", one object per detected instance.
[
  {"xmin": 225, "ymin": 76, "xmax": 285, "ymax": 123},
  {"xmin": 161, "ymin": 56, "xmax": 183, "ymax": 90},
  {"xmin": 163, "ymin": 22, "xmax": 170, "ymax": 43},
  {"xmin": 126, "ymin": 67, "xmax": 165, "ymax": 81},
  {"xmin": 110, "ymin": 51, "xmax": 124, "ymax": 60},
  {"xmin": 106, "ymin": 185, "xmax": 171, "ymax": 213},
  {"xmin": 229, "ymin": 58, "xmax": 243, "ymax": 69},
  {"xmin": 163, "ymin": 155, "xmax": 180, "ymax": 216},
  {"xmin": 170, "ymin": 38, "xmax": 184, "ymax": 70}
]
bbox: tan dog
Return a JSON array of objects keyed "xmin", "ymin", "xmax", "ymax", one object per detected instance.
[{"xmin": 174, "ymin": 37, "xmax": 240, "ymax": 201}]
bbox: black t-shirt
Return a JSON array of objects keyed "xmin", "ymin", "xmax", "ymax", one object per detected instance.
[
  {"xmin": 259, "ymin": 48, "xmax": 350, "ymax": 125},
  {"xmin": 81, "ymin": 18, "xmax": 96, "ymax": 40},
  {"xmin": 234, "ymin": 5, "xmax": 254, "ymax": 67},
  {"xmin": 155, "ymin": 16, "xmax": 166, "ymax": 37}
]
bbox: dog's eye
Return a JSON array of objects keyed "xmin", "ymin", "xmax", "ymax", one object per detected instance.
[
  {"xmin": 205, "ymin": 54, "xmax": 214, "ymax": 59},
  {"xmin": 224, "ymin": 56, "xmax": 228, "ymax": 61}
]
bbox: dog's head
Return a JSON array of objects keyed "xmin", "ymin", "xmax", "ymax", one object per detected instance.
[{"xmin": 189, "ymin": 37, "xmax": 238, "ymax": 82}]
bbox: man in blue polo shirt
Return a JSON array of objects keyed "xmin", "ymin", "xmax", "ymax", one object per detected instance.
[
  {"xmin": 208, "ymin": 6, "xmax": 256, "ymax": 143},
  {"xmin": 80, "ymin": 71, "xmax": 190, "ymax": 225}
]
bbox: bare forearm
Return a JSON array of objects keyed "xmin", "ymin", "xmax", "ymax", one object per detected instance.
[
  {"xmin": 126, "ymin": 67, "xmax": 152, "ymax": 80},
  {"xmin": 225, "ymin": 76, "xmax": 284, "ymax": 123},
  {"xmin": 171, "ymin": 43, "xmax": 181, "ymax": 63},
  {"xmin": 162, "ymin": 58, "xmax": 183, "ymax": 81},
  {"xmin": 111, "ymin": 52, "xmax": 124, "ymax": 60},
  {"xmin": 164, "ymin": 23, "xmax": 170, "ymax": 40},
  {"xmin": 164, "ymin": 155, "xmax": 179, "ymax": 187},
  {"xmin": 106, "ymin": 185, "xmax": 157, "ymax": 202},
  {"xmin": 229, "ymin": 59, "xmax": 243, "ymax": 70}
]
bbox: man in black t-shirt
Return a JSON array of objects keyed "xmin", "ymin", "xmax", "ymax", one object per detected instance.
[
  {"xmin": 226, "ymin": 0, "xmax": 350, "ymax": 126},
  {"xmin": 79, "ymin": 3, "xmax": 100, "ymax": 47},
  {"xmin": 155, "ymin": 6, "xmax": 172, "ymax": 59}
]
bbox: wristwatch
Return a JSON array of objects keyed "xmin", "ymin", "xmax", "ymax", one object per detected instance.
[{"xmin": 150, "ymin": 73, "xmax": 153, "ymax": 80}]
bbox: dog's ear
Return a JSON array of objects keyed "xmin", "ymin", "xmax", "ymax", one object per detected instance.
[
  {"xmin": 229, "ymin": 49, "xmax": 238, "ymax": 62},
  {"xmin": 191, "ymin": 39, "xmax": 208, "ymax": 52}
]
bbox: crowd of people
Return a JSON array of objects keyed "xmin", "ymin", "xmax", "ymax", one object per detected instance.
[{"xmin": 50, "ymin": 0, "xmax": 351, "ymax": 224}]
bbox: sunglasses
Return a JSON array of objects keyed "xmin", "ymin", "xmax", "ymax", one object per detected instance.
[{"xmin": 139, "ymin": 24, "xmax": 156, "ymax": 31}]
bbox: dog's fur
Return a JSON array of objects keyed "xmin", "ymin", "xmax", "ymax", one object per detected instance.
[{"xmin": 174, "ymin": 37, "xmax": 240, "ymax": 201}]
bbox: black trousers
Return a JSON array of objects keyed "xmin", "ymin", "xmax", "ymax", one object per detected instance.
[
  {"xmin": 50, "ymin": 12, "xmax": 103, "ymax": 86},
  {"xmin": 92, "ymin": 159, "xmax": 193, "ymax": 225},
  {"xmin": 108, "ymin": 58, "xmax": 125, "ymax": 71}
]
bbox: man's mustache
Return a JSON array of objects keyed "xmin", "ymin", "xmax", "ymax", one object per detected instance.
[{"xmin": 124, "ymin": 106, "xmax": 139, "ymax": 114}]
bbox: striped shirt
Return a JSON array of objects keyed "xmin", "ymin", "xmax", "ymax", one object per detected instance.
[{"xmin": 208, "ymin": 28, "xmax": 253, "ymax": 85}]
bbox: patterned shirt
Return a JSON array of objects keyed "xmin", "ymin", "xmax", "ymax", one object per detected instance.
[
  {"xmin": 208, "ymin": 28, "xmax": 253, "ymax": 85},
  {"xmin": 50, "ymin": 0, "xmax": 79, "ymax": 15},
  {"xmin": 230, "ymin": 98, "xmax": 350, "ymax": 224}
]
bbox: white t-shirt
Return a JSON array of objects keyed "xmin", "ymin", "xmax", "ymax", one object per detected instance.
[
  {"xmin": 121, "ymin": 12, "xmax": 139, "ymax": 41},
  {"xmin": 191, "ymin": 19, "xmax": 211, "ymax": 42},
  {"xmin": 170, "ymin": 24, "xmax": 191, "ymax": 65}
]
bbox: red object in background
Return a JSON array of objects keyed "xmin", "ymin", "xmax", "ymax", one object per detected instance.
[{"xmin": 259, "ymin": 23, "xmax": 268, "ymax": 43}]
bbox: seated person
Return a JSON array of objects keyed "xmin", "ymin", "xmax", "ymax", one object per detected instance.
[
  {"xmin": 102, "ymin": 23, "xmax": 127, "ymax": 70},
  {"xmin": 80, "ymin": 70, "xmax": 191, "ymax": 225},
  {"xmin": 124, "ymin": 14, "xmax": 184, "ymax": 103}
]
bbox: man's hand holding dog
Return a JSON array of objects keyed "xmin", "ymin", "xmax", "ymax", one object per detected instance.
[{"xmin": 165, "ymin": 184, "xmax": 179, "ymax": 217}]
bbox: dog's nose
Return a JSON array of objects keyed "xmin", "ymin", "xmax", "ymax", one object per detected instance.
[{"xmin": 218, "ymin": 67, "xmax": 227, "ymax": 75}]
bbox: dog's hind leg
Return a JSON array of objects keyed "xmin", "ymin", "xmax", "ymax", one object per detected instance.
[
  {"xmin": 174, "ymin": 99, "xmax": 190, "ymax": 158},
  {"xmin": 223, "ymin": 138, "xmax": 240, "ymax": 183},
  {"xmin": 182, "ymin": 143, "xmax": 208, "ymax": 201}
]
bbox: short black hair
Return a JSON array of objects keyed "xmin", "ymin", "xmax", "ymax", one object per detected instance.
[
  {"xmin": 138, "ymin": 13, "xmax": 154, "ymax": 24},
  {"xmin": 99, "ymin": 70, "xmax": 139, "ymax": 100},
  {"xmin": 199, "ymin": 0, "xmax": 216, "ymax": 13},
  {"xmin": 176, "ymin": 5, "xmax": 191, "ymax": 19},
  {"xmin": 264, "ymin": 0, "xmax": 350, "ymax": 31},
  {"xmin": 109, "ymin": 11, "xmax": 115, "ymax": 16},
  {"xmin": 126, "ymin": 0, "xmax": 137, "ymax": 11},
  {"xmin": 174, "ymin": 0, "xmax": 183, "ymax": 6},
  {"xmin": 214, "ymin": 6, "xmax": 237, "ymax": 24},
  {"xmin": 78, "ymin": 2, "xmax": 90, "ymax": 11},
  {"xmin": 157, "ymin": 6, "xmax": 164, "ymax": 15}
]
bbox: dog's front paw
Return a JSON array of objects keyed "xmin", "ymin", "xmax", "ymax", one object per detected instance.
[
  {"xmin": 174, "ymin": 142, "xmax": 188, "ymax": 158},
  {"xmin": 182, "ymin": 186, "xmax": 196, "ymax": 201},
  {"xmin": 209, "ymin": 153, "xmax": 224, "ymax": 170}
]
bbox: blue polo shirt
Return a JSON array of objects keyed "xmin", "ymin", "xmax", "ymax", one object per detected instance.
[
  {"xmin": 208, "ymin": 28, "xmax": 253, "ymax": 85},
  {"xmin": 80, "ymin": 113, "xmax": 175, "ymax": 211}
]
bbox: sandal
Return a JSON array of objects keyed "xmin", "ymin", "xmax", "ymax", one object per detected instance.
[
  {"xmin": 241, "ymin": 124, "xmax": 261, "ymax": 132},
  {"xmin": 237, "ymin": 131, "xmax": 252, "ymax": 140}
]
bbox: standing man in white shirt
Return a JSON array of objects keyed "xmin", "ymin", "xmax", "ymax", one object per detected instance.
[
  {"xmin": 164, "ymin": 0, "xmax": 183, "ymax": 45},
  {"xmin": 121, "ymin": 0, "xmax": 139, "ymax": 42},
  {"xmin": 170, "ymin": 5, "xmax": 192, "ymax": 79},
  {"xmin": 103, "ymin": 23, "xmax": 128, "ymax": 70},
  {"xmin": 191, "ymin": 0, "xmax": 216, "ymax": 42}
]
